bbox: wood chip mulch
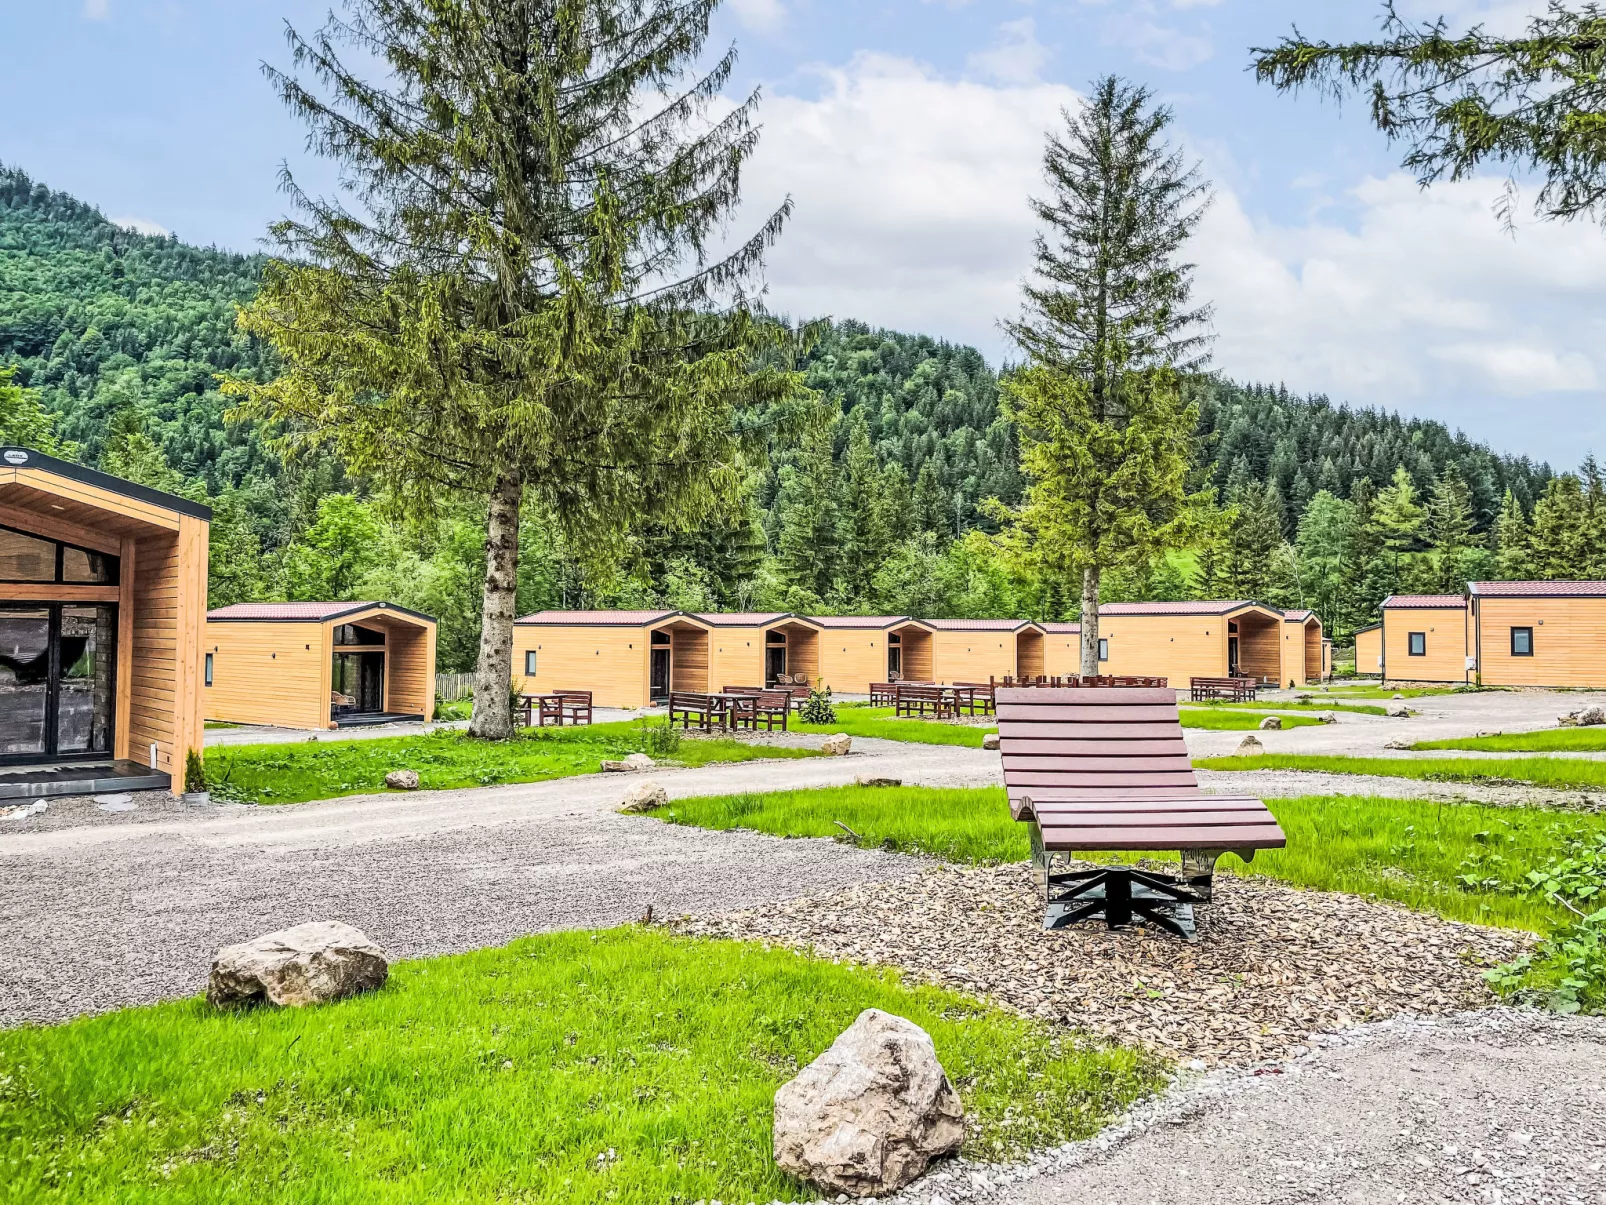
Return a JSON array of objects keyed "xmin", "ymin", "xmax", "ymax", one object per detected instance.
[{"xmin": 673, "ymin": 864, "xmax": 1534, "ymax": 1066}]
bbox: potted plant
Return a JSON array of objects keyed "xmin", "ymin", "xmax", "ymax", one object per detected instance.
[{"xmin": 182, "ymin": 749, "xmax": 211, "ymax": 806}]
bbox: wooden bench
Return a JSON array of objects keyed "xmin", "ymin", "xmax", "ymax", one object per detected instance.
[
  {"xmin": 1190, "ymin": 676, "xmax": 1258, "ymax": 702},
  {"xmin": 952, "ymin": 682, "xmax": 997, "ymax": 715},
  {"xmin": 1082, "ymin": 675, "xmax": 1169, "ymax": 688},
  {"xmin": 997, "ymin": 686, "xmax": 1284, "ymax": 939},
  {"xmin": 730, "ymin": 690, "xmax": 790, "ymax": 732},
  {"xmin": 870, "ymin": 682, "xmax": 901, "ymax": 706},
  {"xmin": 895, "ymin": 684, "xmax": 956, "ymax": 719},
  {"xmin": 668, "ymin": 691, "xmax": 727, "ymax": 732}
]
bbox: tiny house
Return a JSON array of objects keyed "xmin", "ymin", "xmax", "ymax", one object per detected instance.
[
  {"xmin": 205, "ymin": 602, "xmax": 437, "ymax": 729},
  {"xmin": 811, "ymin": 616, "xmax": 935, "ymax": 692},
  {"xmin": 1280, "ymin": 610, "xmax": 1325, "ymax": 687},
  {"xmin": 1096, "ymin": 601, "xmax": 1286, "ymax": 685},
  {"xmin": 1041, "ymin": 622, "xmax": 1082, "ymax": 677},
  {"xmin": 1354, "ymin": 623, "xmax": 1382, "ymax": 677},
  {"xmin": 925, "ymin": 619, "xmax": 1046, "ymax": 683},
  {"xmin": 1469, "ymin": 581, "xmax": 1606, "ymax": 687},
  {"xmin": 695, "ymin": 613, "xmax": 823, "ymax": 688},
  {"xmin": 1380, "ymin": 595, "xmax": 1469, "ymax": 684},
  {"xmin": 513, "ymin": 610, "xmax": 712, "ymax": 708},
  {"xmin": 0, "ymin": 446, "xmax": 209, "ymax": 797}
]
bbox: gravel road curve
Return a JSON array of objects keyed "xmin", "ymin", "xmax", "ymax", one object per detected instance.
[
  {"xmin": 0, "ymin": 740, "xmax": 988, "ymax": 1025},
  {"xmin": 891, "ymin": 1010, "xmax": 1606, "ymax": 1205}
]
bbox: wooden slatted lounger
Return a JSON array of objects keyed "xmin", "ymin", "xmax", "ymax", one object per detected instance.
[{"xmin": 997, "ymin": 686, "xmax": 1285, "ymax": 940}]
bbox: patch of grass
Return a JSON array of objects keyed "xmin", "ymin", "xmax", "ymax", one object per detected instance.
[
  {"xmin": 1414, "ymin": 728, "xmax": 1606, "ymax": 753},
  {"xmin": 1176, "ymin": 708, "xmax": 1325, "ymax": 731},
  {"xmin": 792, "ymin": 706, "xmax": 992, "ymax": 747},
  {"xmin": 207, "ymin": 721, "xmax": 818, "ymax": 806},
  {"xmin": 202, "ymin": 720, "xmax": 240, "ymax": 730},
  {"xmin": 0, "ymin": 928, "xmax": 1162, "ymax": 1204},
  {"xmin": 432, "ymin": 697, "xmax": 474, "ymax": 721},
  {"xmin": 1318, "ymin": 684, "xmax": 1497, "ymax": 699},
  {"xmin": 1195, "ymin": 752, "xmax": 1606, "ymax": 792},
  {"xmin": 660, "ymin": 786, "xmax": 1606, "ymax": 932},
  {"xmin": 1190, "ymin": 699, "xmax": 1389, "ymax": 716}
]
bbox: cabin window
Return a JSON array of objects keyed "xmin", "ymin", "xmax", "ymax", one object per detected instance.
[
  {"xmin": 333, "ymin": 623, "xmax": 384, "ymax": 646},
  {"xmin": 205, "ymin": 653, "xmax": 214, "ymax": 687},
  {"xmin": 525, "ymin": 650, "xmax": 538, "ymax": 675},
  {"xmin": 1408, "ymin": 632, "xmax": 1426, "ymax": 657},
  {"xmin": 1098, "ymin": 638, "xmax": 1109, "ymax": 662},
  {"xmin": 0, "ymin": 524, "xmax": 117, "ymax": 585},
  {"xmin": 1511, "ymin": 627, "xmax": 1534, "ymax": 657}
]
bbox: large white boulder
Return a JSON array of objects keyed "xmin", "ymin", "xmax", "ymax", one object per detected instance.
[
  {"xmin": 774, "ymin": 1009, "xmax": 964, "ymax": 1197},
  {"xmin": 384, "ymin": 769, "xmax": 420, "ymax": 791},
  {"xmin": 208, "ymin": 921, "xmax": 388, "ymax": 1009},
  {"xmin": 821, "ymin": 733, "xmax": 853, "ymax": 756},
  {"xmin": 1235, "ymin": 735, "xmax": 1264, "ymax": 756},
  {"xmin": 619, "ymin": 780, "xmax": 669, "ymax": 812},
  {"xmin": 1257, "ymin": 715, "xmax": 1282, "ymax": 730}
]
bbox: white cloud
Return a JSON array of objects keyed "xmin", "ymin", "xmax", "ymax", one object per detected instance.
[
  {"xmin": 735, "ymin": 53, "xmax": 1606, "ymax": 464},
  {"xmin": 82, "ymin": 0, "xmax": 109, "ymax": 18},
  {"xmin": 110, "ymin": 215, "xmax": 171, "ymax": 237},
  {"xmin": 965, "ymin": 19, "xmax": 1051, "ymax": 85},
  {"xmin": 729, "ymin": 0, "xmax": 785, "ymax": 35}
]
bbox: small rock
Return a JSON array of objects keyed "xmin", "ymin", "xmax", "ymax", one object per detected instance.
[
  {"xmin": 208, "ymin": 921, "xmax": 388, "ymax": 1009},
  {"xmin": 0, "ymin": 800, "xmax": 47, "ymax": 821},
  {"xmin": 854, "ymin": 775, "xmax": 902, "ymax": 788},
  {"xmin": 1392, "ymin": 692, "xmax": 1405, "ymax": 699},
  {"xmin": 1387, "ymin": 705, "xmax": 1411, "ymax": 718},
  {"xmin": 981, "ymin": 732, "xmax": 1000, "ymax": 750},
  {"xmin": 1320, "ymin": 712, "xmax": 1339, "ymax": 724},
  {"xmin": 1559, "ymin": 712, "xmax": 1580, "ymax": 727},
  {"xmin": 92, "ymin": 792, "xmax": 134, "ymax": 807},
  {"xmin": 822, "ymin": 733, "xmax": 853, "ymax": 756},
  {"xmin": 384, "ymin": 769, "xmax": 420, "ymax": 791},
  {"xmin": 774, "ymin": 1009, "xmax": 964, "ymax": 1197},
  {"xmin": 1384, "ymin": 738, "xmax": 1413, "ymax": 750},
  {"xmin": 619, "ymin": 780, "xmax": 669, "ymax": 813},
  {"xmin": 1258, "ymin": 715, "xmax": 1282, "ymax": 730},
  {"xmin": 601, "ymin": 752, "xmax": 657, "ymax": 773},
  {"xmin": 1577, "ymin": 705, "xmax": 1606, "ymax": 727},
  {"xmin": 1235, "ymin": 735, "xmax": 1264, "ymax": 756}
]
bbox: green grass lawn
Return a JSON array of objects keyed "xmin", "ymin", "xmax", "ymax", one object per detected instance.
[
  {"xmin": 1414, "ymin": 728, "xmax": 1606, "ymax": 753},
  {"xmin": 791, "ymin": 705, "xmax": 1318, "ymax": 746},
  {"xmin": 206, "ymin": 722, "xmax": 818, "ymax": 806},
  {"xmin": 1176, "ymin": 708, "xmax": 1325, "ymax": 731},
  {"xmin": 1194, "ymin": 752, "xmax": 1606, "ymax": 792},
  {"xmin": 1189, "ymin": 699, "xmax": 1389, "ymax": 716},
  {"xmin": 0, "ymin": 929, "xmax": 1162, "ymax": 1205},
  {"xmin": 659, "ymin": 786, "xmax": 1602, "ymax": 932},
  {"xmin": 1317, "ymin": 685, "xmax": 1494, "ymax": 700}
]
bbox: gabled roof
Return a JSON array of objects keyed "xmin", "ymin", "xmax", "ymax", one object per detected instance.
[
  {"xmin": 1382, "ymin": 594, "xmax": 1466, "ymax": 609},
  {"xmin": 208, "ymin": 601, "xmax": 436, "ymax": 625},
  {"xmin": 1098, "ymin": 600, "xmax": 1268, "ymax": 618},
  {"xmin": 922, "ymin": 618, "xmax": 1042, "ymax": 633},
  {"xmin": 1283, "ymin": 609, "xmax": 1317, "ymax": 623},
  {"xmin": 1042, "ymin": 622, "xmax": 1081, "ymax": 634},
  {"xmin": 1, "ymin": 445, "xmax": 212, "ymax": 521},
  {"xmin": 809, "ymin": 615, "xmax": 930, "ymax": 631},
  {"xmin": 693, "ymin": 612, "xmax": 822, "ymax": 629},
  {"xmin": 515, "ymin": 609, "xmax": 704, "ymax": 626},
  {"xmin": 1469, "ymin": 581, "xmax": 1606, "ymax": 598},
  {"xmin": 1353, "ymin": 622, "xmax": 1383, "ymax": 634}
]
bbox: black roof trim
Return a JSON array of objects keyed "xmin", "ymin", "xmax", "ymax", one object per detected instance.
[
  {"xmin": 1353, "ymin": 623, "xmax": 1383, "ymax": 634},
  {"xmin": 208, "ymin": 602, "xmax": 439, "ymax": 626},
  {"xmin": 0, "ymin": 446, "xmax": 213, "ymax": 520}
]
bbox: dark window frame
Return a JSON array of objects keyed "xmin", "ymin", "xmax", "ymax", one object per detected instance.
[
  {"xmin": 204, "ymin": 652, "xmax": 214, "ymax": 687},
  {"xmin": 1408, "ymin": 632, "xmax": 1426, "ymax": 657},
  {"xmin": 525, "ymin": 650, "xmax": 538, "ymax": 675},
  {"xmin": 0, "ymin": 522, "xmax": 119, "ymax": 586},
  {"xmin": 1097, "ymin": 637, "xmax": 1109, "ymax": 662},
  {"xmin": 1511, "ymin": 627, "xmax": 1534, "ymax": 657}
]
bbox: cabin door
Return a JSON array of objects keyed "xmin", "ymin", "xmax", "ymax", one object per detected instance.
[
  {"xmin": 765, "ymin": 644, "xmax": 787, "ymax": 685},
  {"xmin": 0, "ymin": 603, "xmax": 116, "ymax": 764},
  {"xmin": 650, "ymin": 647, "xmax": 672, "ymax": 702},
  {"xmin": 887, "ymin": 637, "xmax": 902, "ymax": 680},
  {"xmin": 332, "ymin": 652, "xmax": 385, "ymax": 715},
  {"xmin": 1227, "ymin": 636, "xmax": 1241, "ymax": 677}
]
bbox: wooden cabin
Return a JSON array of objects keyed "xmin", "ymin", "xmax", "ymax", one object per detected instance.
[
  {"xmin": 811, "ymin": 616, "xmax": 935, "ymax": 692},
  {"xmin": 1041, "ymin": 621, "xmax": 1082, "ymax": 677},
  {"xmin": 205, "ymin": 602, "xmax": 437, "ymax": 730},
  {"xmin": 695, "ymin": 613, "xmax": 823, "ymax": 689},
  {"xmin": 1096, "ymin": 601, "xmax": 1285, "ymax": 686},
  {"xmin": 1280, "ymin": 609, "xmax": 1326, "ymax": 687},
  {"xmin": 1380, "ymin": 594, "xmax": 1470, "ymax": 685},
  {"xmin": 513, "ymin": 610, "xmax": 711, "ymax": 708},
  {"xmin": 1353, "ymin": 623, "xmax": 1382, "ymax": 677},
  {"xmin": 925, "ymin": 619, "xmax": 1046, "ymax": 683},
  {"xmin": 1468, "ymin": 581, "xmax": 1606, "ymax": 688},
  {"xmin": 0, "ymin": 445, "xmax": 208, "ymax": 797}
]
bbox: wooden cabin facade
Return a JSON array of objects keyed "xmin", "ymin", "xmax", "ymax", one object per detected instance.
[
  {"xmin": 1096, "ymin": 601, "xmax": 1286, "ymax": 686},
  {"xmin": 205, "ymin": 602, "xmax": 437, "ymax": 730},
  {"xmin": 513, "ymin": 610, "xmax": 712, "ymax": 708},
  {"xmin": 1281, "ymin": 610, "xmax": 1326, "ymax": 687},
  {"xmin": 1380, "ymin": 595, "xmax": 1470, "ymax": 684},
  {"xmin": 1469, "ymin": 581, "xmax": 1606, "ymax": 688},
  {"xmin": 811, "ymin": 616, "xmax": 934, "ymax": 692},
  {"xmin": 695, "ymin": 613, "xmax": 823, "ymax": 689},
  {"xmin": 1354, "ymin": 623, "xmax": 1382, "ymax": 677},
  {"xmin": 1041, "ymin": 622, "xmax": 1082, "ymax": 678},
  {"xmin": 925, "ymin": 619, "xmax": 1046, "ymax": 683},
  {"xmin": 0, "ymin": 446, "xmax": 208, "ymax": 796}
]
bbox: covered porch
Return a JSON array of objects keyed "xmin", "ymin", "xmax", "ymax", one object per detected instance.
[
  {"xmin": 1228, "ymin": 606, "xmax": 1283, "ymax": 684},
  {"xmin": 887, "ymin": 621, "xmax": 934, "ymax": 682}
]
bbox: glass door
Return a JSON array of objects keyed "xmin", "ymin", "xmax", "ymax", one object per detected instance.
[
  {"xmin": 0, "ymin": 603, "xmax": 116, "ymax": 763},
  {"xmin": 58, "ymin": 605, "xmax": 116, "ymax": 755},
  {"xmin": 0, "ymin": 606, "xmax": 50, "ymax": 759}
]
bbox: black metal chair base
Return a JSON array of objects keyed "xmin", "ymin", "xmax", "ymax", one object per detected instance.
[{"xmin": 1043, "ymin": 865, "xmax": 1204, "ymax": 940}]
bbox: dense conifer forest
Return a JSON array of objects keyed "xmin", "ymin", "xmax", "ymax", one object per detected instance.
[{"xmin": 1, "ymin": 164, "xmax": 1589, "ymax": 667}]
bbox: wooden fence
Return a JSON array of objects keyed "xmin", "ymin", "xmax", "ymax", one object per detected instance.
[{"xmin": 436, "ymin": 672, "xmax": 475, "ymax": 701}]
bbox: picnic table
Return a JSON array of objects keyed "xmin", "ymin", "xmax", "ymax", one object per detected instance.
[{"xmin": 518, "ymin": 690, "xmax": 594, "ymax": 727}]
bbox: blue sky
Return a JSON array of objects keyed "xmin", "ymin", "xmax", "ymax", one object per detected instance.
[{"xmin": 3, "ymin": 0, "xmax": 1601, "ymax": 468}]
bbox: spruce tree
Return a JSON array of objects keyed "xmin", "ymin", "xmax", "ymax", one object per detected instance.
[
  {"xmin": 1426, "ymin": 463, "xmax": 1476, "ymax": 592},
  {"xmin": 1582, "ymin": 455, "xmax": 1606, "ymax": 577},
  {"xmin": 1340, "ymin": 476, "xmax": 1388, "ymax": 633},
  {"xmin": 1492, "ymin": 488, "xmax": 1534, "ymax": 580},
  {"xmin": 775, "ymin": 419, "xmax": 841, "ymax": 601},
  {"xmin": 912, "ymin": 460, "xmax": 947, "ymax": 534},
  {"xmin": 1530, "ymin": 474, "xmax": 1588, "ymax": 579},
  {"xmin": 1003, "ymin": 77, "xmax": 1211, "ymax": 673},
  {"xmin": 837, "ymin": 409, "xmax": 890, "ymax": 601},
  {"xmin": 1373, "ymin": 465, "xmax": 1427, "ymax": 595},
  {"xmin": 228, "ymin": 0, "xmax": 793, "ymax": 739}
]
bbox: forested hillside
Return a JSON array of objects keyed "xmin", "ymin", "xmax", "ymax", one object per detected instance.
[{"xmin": 0, "ymin": 165, "xmax": 1588, "ymax": 667}]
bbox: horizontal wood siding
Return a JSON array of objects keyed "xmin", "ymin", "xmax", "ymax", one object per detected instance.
[
  {"xmin": 1043, "ymin": 631, "xmax": 1081, "ymax": 677},
  {"xmin": 707, "ymin": 625, "xmax": 766, "ymax": 689},
  {"xmin": 204, "ymin": 620, "xmax": 328, "ymax": 730},
  {"xmin": 901, "ymin": 628, "xmax": 933, "ymax": 682},
  {"xmin": 1383, "ymin": 606, "xmax": 1468, "ymax": 684},
  {"xmin": 1477, "ymin": 597, "xmax": 1606, "ymax": 687},
  {"xmin": 671, "ymin": 627, "xmax": 709, "ymax": 692},
  {"xmin": 1237, "ymin": 614, "xmax": 1281, "ymax": 684},
  {"xmin": 1017, "ymin": 630, "xmax": 1044, "ymax": 678},
  {"xmin": 1099, "ymin": 614, "xmax": 1226, "ymax": 685},
  {"xmin": 786, "ymin": 626, "xmax": 820, "ymax": 685},
  {"xmin": 816, "ymin": 629, "xmax": 888, "ymax": 694},
  {"xmin": 1355, "ymin": 627, "xmax": 1382, "ymax": 675},
  {"xmin": 513, "ymin": 624, "xmax": 649, "ymax": 709},
  {"xmin": 931, "ymin": 630, "xmax": 1017, "ymax": 683},
  {"xmin": 377, "ymin": 619, "xmax": 435, "ymax": 718}
]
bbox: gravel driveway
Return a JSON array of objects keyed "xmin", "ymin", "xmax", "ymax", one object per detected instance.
[
  {"xmin": 0, "ymin": 740, "xmax": 990, "ymax": 1025},
  {"xmin": 893, "ymin": 1010, "xmax": 1606, "ymax": 1205}
]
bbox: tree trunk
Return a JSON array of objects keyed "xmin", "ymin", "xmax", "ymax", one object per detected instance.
[
  {"xmin": 1079, "ymin": 564, "xmax": 1101, "ymax": 677},
  {"xmin": 467, "ymin": 462, "xmax": 524, "ymax": 740}
]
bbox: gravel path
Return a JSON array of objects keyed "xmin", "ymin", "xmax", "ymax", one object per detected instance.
[
  {"xmin": 886, "ymin": 1010, "xmax": 1606, "ymax": 1205},
  {"xmin": 0, "ymin": 740, "xmax": 988, "ymax": 1025}
]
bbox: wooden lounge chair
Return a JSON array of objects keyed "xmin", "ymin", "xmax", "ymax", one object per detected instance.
[{"xmin": 997, "ymin": 686, "xmax": 1285, "ymax": 939}]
